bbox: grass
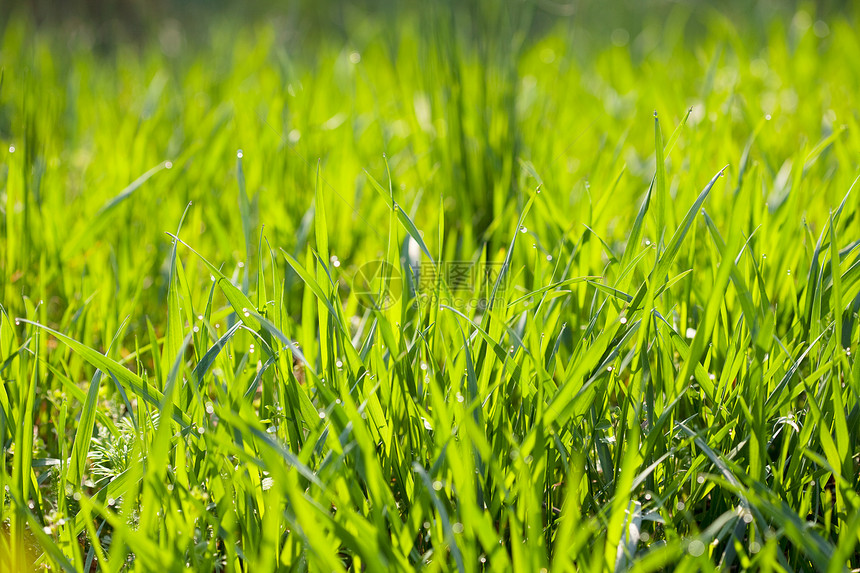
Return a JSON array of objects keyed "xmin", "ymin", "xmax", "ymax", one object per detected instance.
[{"xmin": 1, "ymin": 3, "xmax": 860, "ymax": 570}]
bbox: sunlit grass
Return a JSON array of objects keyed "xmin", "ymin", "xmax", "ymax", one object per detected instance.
[{"xmin": 1, "ymin": 5, "xmax": 859, "ymax": 571}]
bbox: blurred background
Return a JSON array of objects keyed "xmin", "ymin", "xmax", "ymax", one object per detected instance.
[{"xmin": 4, "ymin": 0, "xmax": 858, "ymax": 52}]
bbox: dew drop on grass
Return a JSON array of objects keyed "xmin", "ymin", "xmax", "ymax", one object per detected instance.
[
  {"xmin": 336, "ymin": 360, "xmax": 343, "ymax": 368},
  {"xmin": 687, "ymin": 540, "xmax": 705, "ymax": 557},
  {"xmin": 620, "ymin": 317, "xmax": 627, "ymax": 324},
  {"xmin": 765, "ymin": 114, "xmax": 772, "ymax": 120},
  {"xmin": 546, "ymin": 254, "xmax": 552, "ymax": 261},
  {"xmin": 237, "ymin": 149, "xmax": 243, "ymax": 158},
  {"xmin": 420, "ymin": 362, "xmax": 427, "ymax": 371},
  {"xmin": 432, "ymin": 480, "xmax": 443, "ymax": 491},
  {"xmin": 193, "ymin": 326, "xmax": 199, "ymax": 333},
  {"xmin": 8, "ymin": 146, "xmax": 15, "ymax": 153},
  {"xmin": 165, "ymin": 160, "xmax": 173, "ymax": 169},
  {"xmin": 318, "ymin": 411, "xmax": 326, "ymax": 419},
  {"xmin": 520, "ymin": 226, "xmax": 527, "ymax": 233},
  {"xmin": 750, "ymin": 541, "xmax": 761, "ymax": 554}
]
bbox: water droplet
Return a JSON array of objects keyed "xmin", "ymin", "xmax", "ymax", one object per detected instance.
[
  {"xmin": 193, "ymin": 326, "xmax": 200, "ymax": 333},
  {"xmin": 765, "ymin": 114, "xmax": 772, "ymax": 121},
  {"xmin": 546, "ymin": 254, "xmax": 552, "ymax": 261},
  {"xmin": 165, "ymin": 160, "xmax": 173, "ymax": 169},
  {"xmin": 8, "ymin": 146, "xmax": 14, "ymax": 153},
  {"xmin": 420, "ymin": 363, "xmax": 428, "ymax": 371},
  {"xmin": 620, "ymin": 317, "xmax": 628, "ymax": 324},
  {"xmin": 336, "ymin": 360, "xmax": 343, "ymax": 368},
  {"xmin": 238, "ymin": 261, "xmax": 245, "ymax": 268},
  {"xmin": 520, "ymin": 226, "xmax": 527, "ymax": 233},
  {"xmin": 349, "ymin": 51, "xmax": 361, "ymax": 64},
  {"xmin": 237, "ymin": 149, "xmax": 244, "ymax": 158},
  {"xmin": 319, "ymin": 411, "xmax": 326, "ymax": 419}
]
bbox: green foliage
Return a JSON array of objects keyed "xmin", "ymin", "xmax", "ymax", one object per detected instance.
[{"xmin": 1, "ymin": 5, "xmax": 860, "ymax": 571}]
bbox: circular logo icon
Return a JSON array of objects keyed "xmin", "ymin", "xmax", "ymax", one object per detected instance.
[{"xmin": 352, "ymin": 260, "xmax": 401, "ymax": 310}]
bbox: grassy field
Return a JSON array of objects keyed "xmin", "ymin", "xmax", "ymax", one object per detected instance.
[{"xmin": 1, "ymin": 3, "xmax": 860, "ymax": 570}]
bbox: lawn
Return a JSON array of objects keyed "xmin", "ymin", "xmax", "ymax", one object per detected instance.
[{"xmin": 1, "ymin": 2, "xmax": 859, "ymax": 570}]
